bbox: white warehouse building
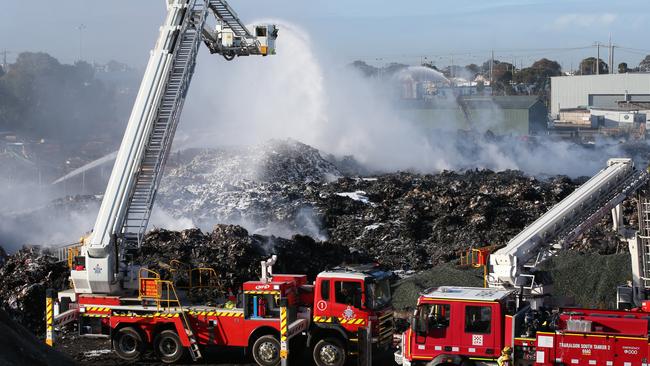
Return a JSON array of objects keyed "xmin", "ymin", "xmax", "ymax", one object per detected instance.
[{"xmin": 551, "ymin": 74, "xmax": 650, "ymax": 119}]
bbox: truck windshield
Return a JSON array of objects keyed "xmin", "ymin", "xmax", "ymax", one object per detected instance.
[{"xmin": 366, "ymin": 278, "xmax": 391, "ymax": 310}]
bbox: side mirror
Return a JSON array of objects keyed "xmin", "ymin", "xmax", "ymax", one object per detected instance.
[
  {"xmin": 411, "ymin": 316, "xmax": 427, "ymax": 334},
  {"xmin": 353, "ymin": 294, "xmax": 363, "ymax": 309}
]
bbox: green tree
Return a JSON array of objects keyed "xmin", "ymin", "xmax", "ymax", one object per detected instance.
[
  {"xmin": 618, "ymin": 62, "xmax": 629, "ymax": 73},
  {"xmin": 531, "ymin": 58, "xmax": 562, "ymax": 77},
  {"xmin": 640, "ymin": 55, "xmax": 650, "ymax": 72},
  {"xmin": 349, "ymin": 60, "xmax": 378, "ymax": 78},
  {"xmin": 511, "ymin": 58, "xmax": 561, "ymax": 97},
  {"xmin": 465, "ymin": 64, "xmax": 480, "ymax": 75},
  {"xmin": 579, "ymin": 57, "xmax": 608, "ymax": 75},
  {"xmin": 0, "ymin": 52, "xmax": 118, "ymax": 141}
]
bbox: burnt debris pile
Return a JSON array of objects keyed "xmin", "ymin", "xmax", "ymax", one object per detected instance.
[
  {"xmin": 308, "ymin": 171, "xmax": 623, "ymax": 269},
  {"xmin": 157, "ymin": 140, "xmax": 634, "ymax": 271},
  {"xmin": 0, "ymin": 308, "xmax": 74, "ymax": 366},
  {"xmin": 0, "ymin": 247, "xmax": 69, "ymax": 335},
  {"xmin": 137, "ymin": 225, "xmax": 366, "ymax": 292},
  {"xmin": 157, "ymin": 139, "xmax": 340, "ymax": 233}
]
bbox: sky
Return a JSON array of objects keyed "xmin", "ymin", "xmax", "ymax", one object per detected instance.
[{"xmin": 0, "ymin": 0, "xmax": 649, "ymax": 70}]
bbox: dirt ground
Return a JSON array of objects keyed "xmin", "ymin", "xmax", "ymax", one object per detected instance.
[{"xmin": 54, "ymin": 332, "xmax": 396, "ymax": 366}]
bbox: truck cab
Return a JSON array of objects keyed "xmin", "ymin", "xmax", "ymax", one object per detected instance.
[
  {"xmin": 396, "ymin": 286, "xmax": 518, "ymax": 366},
  {"xmin": 310, "ymin": 266, "xmax": 394, "ymax": 366}
]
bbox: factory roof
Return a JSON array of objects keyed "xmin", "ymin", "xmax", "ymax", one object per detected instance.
[{"xmin": 464, "ymin": 96, "xmax": 541, "ymax": 110}]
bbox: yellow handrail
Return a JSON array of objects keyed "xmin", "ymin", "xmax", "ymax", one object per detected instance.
[
  {"xmin": 138, "ymin": 268, "xmax": 186, "ymax": 310},
  {"xmin": 67, "ymin": 245, "xmax": 81, "ymax": 269},
  {"xmin": 169, "ymin": 261, "xmax": 222, "ymax": 291},
  {"xmin": 458, "ymin": 245, "xmax": 495, "ymax": 288}
]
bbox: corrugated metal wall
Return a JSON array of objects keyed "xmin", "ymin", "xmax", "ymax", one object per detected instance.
[{"xmin": 551, "ymin": 74, "xmax": 650, "ymax": 115}]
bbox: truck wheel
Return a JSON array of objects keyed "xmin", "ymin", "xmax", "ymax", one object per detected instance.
[
  {"xmin": 313, "ymin": 338, "xmax": 346, "ymax": 366},
  {"xmin": 252, "ymin": 335, "xmax": 281, "ymax": 366},
  {"xmin": 113, "ymin": 327, "xmax": 144, "ymax": 361},
  {"xmin": 154, "ymin": 330, "xmax": 185, "ymax": 363}
]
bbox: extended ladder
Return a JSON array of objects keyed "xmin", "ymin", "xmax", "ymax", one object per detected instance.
[
  {"xmin": 71, "ymin": 0, "xmax": 276, "ymax": 295},
  {"xmin": 637, "ymin": 191, "xmax": 650, "ymax": 289},
  {"xmin": 208, "ymin": 0, "xmax": 254, "ymax": 39},
  {"xmin": 490, "ymin": 158, "xmax": 649, "ymax": 289},
  {"xmin": 121, "ymin": 1, "xmax": 207, "ymax": 247}
]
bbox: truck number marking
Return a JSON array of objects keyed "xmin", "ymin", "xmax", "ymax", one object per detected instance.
[{"xmin": 316, "ymin": 300, "xmax": 327, "ymax": 311}]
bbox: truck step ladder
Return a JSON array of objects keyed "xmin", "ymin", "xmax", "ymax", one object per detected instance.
[{"xmin": 180, "ymin": 310, "xmax": 202, "ymax": 360}]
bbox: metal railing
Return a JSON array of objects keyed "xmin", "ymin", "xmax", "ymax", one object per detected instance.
[{"xmin": 169, "ymin": 260, "xmax": 222, "ymax": 291}]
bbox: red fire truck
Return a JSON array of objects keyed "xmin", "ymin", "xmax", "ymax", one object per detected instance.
[
  {"xmin": 56, "ymin": 260, "xmax": 394, "ymax": 365},
  {"xmin": 47, "ymin": 1, "xmax": 394, "ymax": 364},
  {"xmin": 395, "ymin": 159, "xmax": 650, "ymax": 365},
  {"xmin": 395, "ymin": 286, "xmax": 650, "ymax": 366}
]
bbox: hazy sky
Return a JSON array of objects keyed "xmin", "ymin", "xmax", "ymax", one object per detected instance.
[{"xmin": 1, "ymin": 0, "xmax": 649, "ymax": 70}]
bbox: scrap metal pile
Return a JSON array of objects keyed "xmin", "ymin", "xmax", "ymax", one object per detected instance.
[
  {"xmin": 137, "ymin": 225, "xmax": 367, "ymax": 293},
  {"xmin": 0, "ymin": 139, "xmax": 640, "ymax": 338},
  {"xmin": 159, "ymin": 140, "xmax": 632, "ymax": 270},
  {"xmin": 0, "ymin": 247, "xmax": 69, "ymax": 335}
]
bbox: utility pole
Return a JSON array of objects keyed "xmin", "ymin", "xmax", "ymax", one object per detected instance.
[
  {"xmin": 595, "ymin": 41, "xmax": 600, "ymax": 75},
  {"xmin": 1, "ymin": 49, "xmax": 9, "ymax": 71},
  {"xmin": 490, "ymin": 50, "xmax": 494, "ymax": 85},
  {"xmin": 78, "ymin": 24, "xmax": 87, "ymax": 62},
  {"xmin": 450, "ymin": 55, "xmax": 454, "ymax": 79},
  {"xmin": 608, "ymin": 35, "xmax": 613, "ymax": 74}
]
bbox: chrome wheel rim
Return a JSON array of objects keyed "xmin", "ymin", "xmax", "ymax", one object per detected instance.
[
  {"xmin": 258, "ymin": 341, "xmax": 279, "ymax": 362},
  {"xmin": 319, "ymin": 344, "xmax": 342, "ymax": 365}
]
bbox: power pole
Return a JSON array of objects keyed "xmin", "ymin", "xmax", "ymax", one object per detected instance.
[
  {"xmin": 608, "ymin": 35, "xmax": 613, "ymax": 74},
  {"xmin": 78, "ymin": 24, "xmax": 87, "ymax": 61},
  {"xmin": 1, "ymin": 49, "xmax": 9, "ymax": 71},
  {"xmin": 490, "ymin": 50, "xmax": 494, "ymax": 84},
  {"xmin": 595, "ymin": 41, "xmax": 600, "ymax": 75},
  {"xmin": 450, "ymin": 55, "xmax": 454, "ymax": 79}
]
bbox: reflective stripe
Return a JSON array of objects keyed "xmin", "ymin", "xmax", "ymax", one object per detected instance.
[
  {"xmin": 188, "ymin": 310, "xmax": 243, "ymax": 317},
  {"xmin": 338, "ymin": 318, "xmax": 365, "ymax": 325},
  {"xmin": 280, "ymin": 307, "xmax": 288, "ymax": 342}
]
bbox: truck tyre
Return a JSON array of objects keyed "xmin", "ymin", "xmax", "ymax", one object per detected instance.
[
  {"xmin": 112, "ymin": 327, "xmax": 144, "ymax": 361},
  {"xmin": 154, "ymin": 330, "xmax": 185, "ymax": 363},
  {"xmin": 252, "ymin": 335, "xmax": 281, "ymax": 366},
  {"xmin": 313, "ymin": 338, "xmax": 346, "ymax": 366}
]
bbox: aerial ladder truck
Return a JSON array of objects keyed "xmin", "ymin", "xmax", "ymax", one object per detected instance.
[
  {"xmin": 46, "ymin": 2, "xmax": 394, "ymax": 365},
  {"xmin": 396, "ymin": 158, "xmax": 650, "ymax": 366}
]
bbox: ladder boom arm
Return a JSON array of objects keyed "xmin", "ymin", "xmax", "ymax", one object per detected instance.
[
  {"xmin": 70, "ymin": 0, "xmax": 277, "ymax": 295},
  {"xmin": 489, "ymin": 158, "xmax": 649, "ymax": 289}
]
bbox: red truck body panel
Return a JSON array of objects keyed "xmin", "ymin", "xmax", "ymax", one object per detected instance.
[{"xmin": 402, "ymin": 287, "xmax": 650, "ymax": 365}]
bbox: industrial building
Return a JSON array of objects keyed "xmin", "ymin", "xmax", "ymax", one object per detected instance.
[
  {"xmin": 550, "ymin": 73, "xmax": 650, "ymax": 121},
  {"xmin": 401, "ymin": 95, "xmax": 548, "ymax": 135}
]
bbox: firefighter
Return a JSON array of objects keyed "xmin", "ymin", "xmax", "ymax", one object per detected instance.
[{"xmin": 497, "ymin": 346, "xmax": 512, "ymax": 366}]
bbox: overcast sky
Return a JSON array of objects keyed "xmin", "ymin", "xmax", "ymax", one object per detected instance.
[{"xmin": 1, "ymin": 0, "xmax": 649, "ymax": 70}]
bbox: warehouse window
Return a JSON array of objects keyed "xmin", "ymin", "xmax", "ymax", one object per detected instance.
[
  {"xmin": 320, "ymin": 280, "xmax": 330, "ymax": 301},
  {"xmin": 465, "ymin": 306, "xmax": 492, "ymax": 334}
]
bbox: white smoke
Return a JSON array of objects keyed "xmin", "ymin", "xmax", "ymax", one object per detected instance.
[{"xmin": 180, "ymin": 20, "xmax": 641, "ymax": 177}]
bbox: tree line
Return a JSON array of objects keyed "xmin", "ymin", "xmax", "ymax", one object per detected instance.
[
  {"xmin": 0, "ymin": 52, "xmax": 127, "ymax": 142},
  {"xmin": 351, "ymin": 54, "xmax": 650, "ymax": 98}
]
